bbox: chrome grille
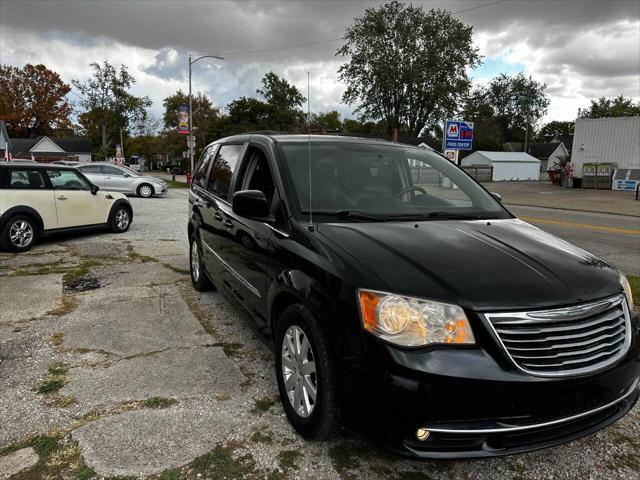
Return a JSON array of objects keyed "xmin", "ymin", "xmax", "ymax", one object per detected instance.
[{"xmin": 485, "ymin": 295, "xmax": 631, "ymax": 377}]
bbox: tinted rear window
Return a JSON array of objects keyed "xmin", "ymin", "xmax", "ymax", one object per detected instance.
[{"xmin": 7, "ymin": 169, "xmax": 47, "ymax": 189}]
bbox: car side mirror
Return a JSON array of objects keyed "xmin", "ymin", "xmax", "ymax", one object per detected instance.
[
  {"xmin": 233, "ymin": 190, "xmax": 270, "ymax": 219},
  {"xmin": 90, "ymin": 184, "xmax": 99, "ymax": 195},
  {"xmin": 123, "ymin": 173, "xmax": 131, "ymax": 178},
  {"xmin": 491, "ymin": 192, "xmax": 502, "ymax": 202}
]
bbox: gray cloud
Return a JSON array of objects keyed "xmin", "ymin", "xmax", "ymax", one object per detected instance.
[{"xmin": 1, "ymin": 0, "xmax": 638, "ymax": 122}]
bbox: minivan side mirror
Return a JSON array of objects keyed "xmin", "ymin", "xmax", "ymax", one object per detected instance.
[
  {"xmin": 90, "ymin": 184, "xmax": 99, "ymax": 195},
  {"xmin": 491, "ymin": 192, "xmax": 502, "ymax": 202},
  {"xmin": 233, "ymin": 190, "xmax": 270, "ymax": 219}
]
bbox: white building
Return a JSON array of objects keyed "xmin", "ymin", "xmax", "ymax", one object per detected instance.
[
  {"xmin": 10, "ymin": 136, "xmax": 93, "ymax": 163},
  {"xmin": 572, "ymin": 116, "xmax": 640, "ymax": 178},
  {"xmin": 461, "ymin": 151, "xmax": 541, "ymax": 181}
]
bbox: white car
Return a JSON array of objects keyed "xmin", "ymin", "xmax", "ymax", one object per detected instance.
[
  {"xmin": 76, "ymin": 163, "xmax": 167, "ymax": 198},
  {"xmin": 0, "ymin": 164, "xmax": 132, "ymax": 252}
]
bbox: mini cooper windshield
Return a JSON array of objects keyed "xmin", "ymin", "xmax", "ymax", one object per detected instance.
[{"xmin": 278, "ymin": 141, "xmax": 512, "ymax": 221}]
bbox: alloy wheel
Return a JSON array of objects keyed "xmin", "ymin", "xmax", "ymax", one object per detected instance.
[
  {"xmin": 139, "ymin": 185, "xmax": 152, "ymax": 197},
  {"xmin": 115, "ymin": 209, "xmax": 130, "ymax": 230},
  {"xmin": 191, "ymin": 239, "xmax": 200, "ymax": 282},
  {"xmin": 281, "ymin": 325, "xmax": 317, "ymax": 418},
  {"xmin": 9, "ymin": 220, "xmax": 34, "ymax": 248}
]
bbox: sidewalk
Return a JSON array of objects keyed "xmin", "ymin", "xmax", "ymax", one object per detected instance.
[{"xmin": 483, "ymin": 181, "xmax": 640, "ymax": 217}]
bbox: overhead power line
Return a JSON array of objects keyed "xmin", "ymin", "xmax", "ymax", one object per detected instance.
[{"xmin": 218, "ymin": 0, "xmax": 509, "ymax": 57}]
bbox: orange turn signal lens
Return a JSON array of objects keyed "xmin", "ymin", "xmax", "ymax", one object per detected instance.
[{"xmin": 358, "ymin": 290, "xmax": 382, "ymax": 332}]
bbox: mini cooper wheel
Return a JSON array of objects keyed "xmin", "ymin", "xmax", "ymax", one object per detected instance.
[
  {"xmin": 275, "ymin": 304, "xmax": 338, "ymax": 440},
  {"xmin": 190, "ymin": 234, "xmax": 214, "ymax": 291},
  {"xmin": 110, "ymin": 206, "xmax": 131, "ymax": 233},
  {"xmin": 137, "ymin": 183, "xmax": 154, "ymax": 198},
  {"xmin": 1, "ymin": 215, "xmax": 36, "ymax": 252}
]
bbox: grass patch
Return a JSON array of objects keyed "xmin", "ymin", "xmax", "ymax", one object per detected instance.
[
  {"xmin": 49, "ymin": 331, "xmax": 65, "ymax": 346},
  {"xmin": 277, "ymin": 450, "xmax": 302, "ymax": 472},
  {"xmin": 143, "ymin": 397, "xmax": 177, "ymax": 409},
  {"xmin": 38, "ymin": 363, "xmax": 69, "ymax": 394},
  {"xmin": 250, "ymin": 431, "xmax": 273, "ymax": 445},
  {"xmin": 75, "ymin": 465, "xmax": 96, "ymax": 480},
  {"xmin": 32, "ymin": 435, "xmax": 60, "ymax": 457},
  {"xmin": 251, "ymin": 395, "xmax": 277, "ymax": 414},
  {"xmin": 165, "ymin": 179, "xmax": 189, "ymax": 189},
  {"xmin": 191, "ymin": 445, "xmax": 256, "ymax": 478},
  {"xmin": 218, "ymin": 342, "xmax": 244, "ymax": 357},
  {"xmin": 159, "ymin": 468, "xmax": 181, "ymax": 480},
  {"xmin": 47, "ymin": 294, "xmax": 78, "ymax": 316},
  {"xmin": 162, "ymin": 262, "xmax": 190, "ymax": 275},
  {"xmin": 328, "ymin": 441, "xmax": 373, "ymax": 478},
  {"xmin": 62, "ymin": 259, "xmax": 104, "ymax": 284},
  {"xmin": 627, "ymin": 274, "xmax": 639, "ymax": 311}
]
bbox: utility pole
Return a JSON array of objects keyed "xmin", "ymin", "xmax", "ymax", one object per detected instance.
[
  {"xmin": 188, "ymin": 53, "xmax": 224, "ymax": 174},
  {"xmin": 524, "ymin": 117, "xmax": 530, "ymax": 153}
]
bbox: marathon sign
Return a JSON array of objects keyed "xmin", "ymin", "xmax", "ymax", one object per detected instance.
[{"xmin": 445, "ymin": 120, "xmax": 473, "ymax": 150}]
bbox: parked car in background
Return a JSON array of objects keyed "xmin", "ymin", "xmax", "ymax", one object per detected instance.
[
  {"xmin": 51, "ymin": 160, "xmax": 81, "ymax": 166},
  {"xmin": 188, "ymin": 133, "xmax": 639, "ymax": 458},
  {"xmin": 76, "ymin": 162, "xmax": 167, "ymax": 197},
  {"xmin": 0, "ymin": 164, "xmax": 132, "ymax": 252}
]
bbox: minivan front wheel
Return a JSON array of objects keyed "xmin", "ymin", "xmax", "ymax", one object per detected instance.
[{"xmin": 275, "ymin": 304, "xmax": 338, "ymax": 440}]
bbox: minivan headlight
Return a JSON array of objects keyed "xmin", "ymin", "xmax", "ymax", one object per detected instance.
[
  {"xmin": 357, "ymin": 289, "xmax": 475, "ymax": 347},
  {"xmin": 620, "ymin": 273, "xmax": 633, "ymax": 312}
]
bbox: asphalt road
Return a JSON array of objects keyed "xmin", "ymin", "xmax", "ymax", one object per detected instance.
[{"xmin": 508, "ymin": 204, "xmax": 640, "ymax": 276}]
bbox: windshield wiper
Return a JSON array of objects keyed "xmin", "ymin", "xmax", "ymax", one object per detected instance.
[
  {"xmin": 335, "ymin": 210, "xmax": 386, "ymax": 222},
  {"xmin": 425, "ymin": 211, "xmax": 483, "ymax": 220}
]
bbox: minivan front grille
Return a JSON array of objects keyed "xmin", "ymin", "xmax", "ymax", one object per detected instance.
[{"xmin": 485, "ymin": 295, "xmax": 631, "ymax": 377}]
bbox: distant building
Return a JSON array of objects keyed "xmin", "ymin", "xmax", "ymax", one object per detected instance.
[
  {"xmin": 0, "ymin": 121, "xmax": 10, "ymax": 156},
  {"xmin": 461, "ymin": 151, "xmax": 541, "ymax": 181},
  {"xmin": 9, "ymin": 136, "xmax": 93, "ymax": 163},
  {"xmin": 572, "ymin": 117, "xmax": 640, "ymax": 179},
  {"xmin": 552, "ymin": 134, "xmax": 574, "ymax": 156},
  {"xmin": 504, "ymin": 141, "xmax": 569, "ymax": 171}
]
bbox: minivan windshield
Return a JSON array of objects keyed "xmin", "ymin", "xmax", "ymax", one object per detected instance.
[{"xmin": 278, "ymin": 141, "xmax": 511, "ymax": 221}]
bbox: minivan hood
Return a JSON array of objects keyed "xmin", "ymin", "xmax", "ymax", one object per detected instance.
[{"xmin": 317, "ymin": 218, "xmax": 621, "ymax": 311}]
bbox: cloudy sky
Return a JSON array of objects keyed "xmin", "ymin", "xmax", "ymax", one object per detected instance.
[{"xmin": 1, "ymin": 0, "xmax": 638, "ymax": 126}]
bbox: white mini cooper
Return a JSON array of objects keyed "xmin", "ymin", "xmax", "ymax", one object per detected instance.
[{"xmin": 0, "ymin": 164, "xmax": 132, "ymax": 252}]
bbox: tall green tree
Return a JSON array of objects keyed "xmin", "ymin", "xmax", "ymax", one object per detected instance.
[
  {"xmin": 162, "ymin": 90, "xmax": 219, "ymax": 132},
  {"xmin": 578, "ymin": 95, "xmax": 640, "ymax": 118},
  {"xmin": 337, "ymin": 1, "xmax": 480, "ymax": 137},
  {"xmin": 73, "ymin": 61, "xmax": 151, "ymax": 158},
  {"xmin": 256, "ymin": 72, "xmax": 306, "ymax": 130},
  {"xmin": 538, "ymin": 120, "xmax": 574, "ymax": 138},
  {"xmin": 464, "ymin": 73, "xmax": 549, "ymax": 143},
  {"xmin": 311, "ymin": 110, "xmax": 342, "ymax": 130},
  {"xmin": 0, "ymin": 63, "xmax": 73, "ymax": 138}
]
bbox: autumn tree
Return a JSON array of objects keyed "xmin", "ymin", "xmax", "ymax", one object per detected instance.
[
  {"xmin": 73, "ymin": 61, "xmax": 151, "ymax": 158},
  {"xmin": 578, "ymin": 95, "xmax": 640, "ymax": 118},
  {"xmin": 0, "ymin": 63, "xmax": 73, "ymax": 138},
  {"xmin": 337, "ymin": 2, "xmax": 480, "ymax": 137}
]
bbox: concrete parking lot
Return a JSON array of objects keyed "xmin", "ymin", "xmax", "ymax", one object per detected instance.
[{"xmin": 0, "ymin": 187, "xmax": 638, "ymax": 479}]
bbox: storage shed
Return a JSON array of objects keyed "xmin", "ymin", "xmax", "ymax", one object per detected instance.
[
  {"xmin": 461, "ymin": 151, "xmax": 541, "ymax": 181},
  {"xmin": 572, "ymin": 116, "xmax": 640, "ymax": 179}
]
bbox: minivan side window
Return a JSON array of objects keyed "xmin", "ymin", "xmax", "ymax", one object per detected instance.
[
  {"xmin": 193, "ymin": 146, "xmax": 213, "ymax": 188},
  {"xmin": 207, "ymin": 144, "xmax": 244, "ymax": 200},
  {"xmin": 8, "ymin": 169, "xmax": 47, "ymax": 189}
]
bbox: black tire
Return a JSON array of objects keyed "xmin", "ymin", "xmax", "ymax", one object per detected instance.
[
  {"xmin": 137, "ymin": 183, "xmax": 154, "ymax": 198},
  {"xmin": 0, "ymin": 215, "xmax": 37, "ymax": 252},
  {"xmin": 275, "ymin": 303, "xmax": 339, "ymax": 440},
  {"xmin": 189, "ymin": 234, "xmax": 214, "ymax": 291},
  {"xmin": 109, "ymin": 206, "xmax": 131, "ymax": 233}
]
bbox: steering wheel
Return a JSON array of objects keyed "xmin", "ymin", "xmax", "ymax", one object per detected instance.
[{"xmin": 395, "ymin": 185, "xmax": 427, "ymax": 198}]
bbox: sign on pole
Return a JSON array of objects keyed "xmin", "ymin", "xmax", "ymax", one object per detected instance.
[
  {"xmin": 177, "ymin": 104, "xmax": 190, "ymax": 135},
  {"xmin": 444, "ymin": 120, "xmax": 473, "ymax": 150},
  {"xmin": 443, "ymin": 149, "xmax": 458, "ymax": 163}
]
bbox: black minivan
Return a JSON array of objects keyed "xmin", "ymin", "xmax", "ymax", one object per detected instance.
[{"xmin": 188, "ymin": 133, "xmax": 639, "ymax": 458}]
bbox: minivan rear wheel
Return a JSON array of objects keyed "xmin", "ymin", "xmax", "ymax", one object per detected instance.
[{"xmin": 275, "ymin": 304, "xmax": 338, "ymax": 440}]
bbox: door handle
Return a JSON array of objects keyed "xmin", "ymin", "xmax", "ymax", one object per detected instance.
[
  {"xmin": 214, "ymin": 212, "xmax": 224, "ymax": 221},
  {"xmin": 57, "ymin": 195, "xmax": 68, "ymax": 200},
  {"xmin": 222, "ymin": 219, "xmax": 233, "ymax": 228}
]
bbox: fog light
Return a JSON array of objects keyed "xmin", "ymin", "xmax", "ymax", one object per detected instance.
[{"xmin": 416, "ymin": 428, "xmax": 430, "ymax": 441}]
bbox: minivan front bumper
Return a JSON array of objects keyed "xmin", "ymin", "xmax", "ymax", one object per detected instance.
[{"xmin": 341, "ymin": 311, "xmax": 640, "ymax": 459}]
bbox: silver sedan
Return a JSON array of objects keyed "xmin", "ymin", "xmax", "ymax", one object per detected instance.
[{"xmin": 76, "ymin": 163, "xmax": 167, "ymax": 198}]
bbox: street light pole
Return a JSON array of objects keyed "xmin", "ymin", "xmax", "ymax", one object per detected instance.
[{"xmin": 188, "ymin": 53, "xmax": 224, "ymax": 175}]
